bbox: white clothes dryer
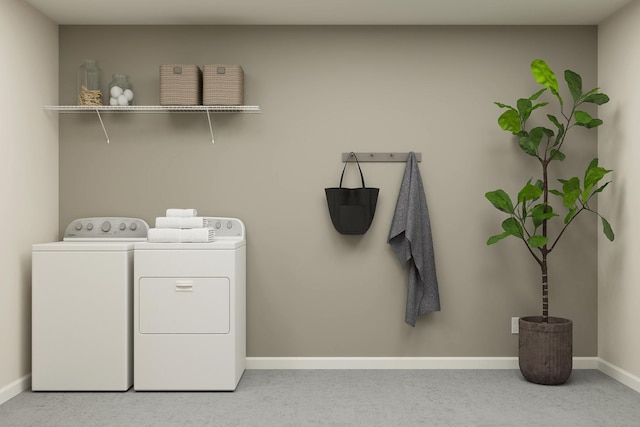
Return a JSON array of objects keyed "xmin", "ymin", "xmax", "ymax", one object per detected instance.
[
  {"xmin": 133, "ymin": 217, "xmax": 246, "ymax": 391},
  {"xmin": 31, "ymin": 217, "xmax": 149, "ymax": 391}
]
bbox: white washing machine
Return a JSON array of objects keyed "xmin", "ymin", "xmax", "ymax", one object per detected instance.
[
  {"xmin": 133, "ymin": 217, "xmax": 246, "ymax": 391},
  {"xmin": 31, "ymin": 217, "xmax": 149, "ymax": 391}
]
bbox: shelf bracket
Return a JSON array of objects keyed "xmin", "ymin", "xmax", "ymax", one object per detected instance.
[
  {"xmin": 95, "ymin": 109, "xmax": 110, "ymax": 144},
  {"xmin": 206, "ymin": 110, "xmax": 215, "ymax": 144}
]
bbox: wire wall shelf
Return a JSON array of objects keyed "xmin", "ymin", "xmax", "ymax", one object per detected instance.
[
  {"xmin": 44, "ymin": 105, "xmax": 261, "ymax": 113},
  {"xmin": 44, "ymin": 105, "xmax": 261, "ymax": 143}
]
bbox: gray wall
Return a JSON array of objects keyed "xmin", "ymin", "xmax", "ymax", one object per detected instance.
[{"xmin": 59, "ymin": 25, "xmax": 598, "ymax": 357}]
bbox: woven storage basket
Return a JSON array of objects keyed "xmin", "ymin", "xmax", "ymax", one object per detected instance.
[
  {"xmin": 203, "ymin": 65, "xmax": 244, "ymax": 105},
  {"xmin": 160, "ymin": 64, "xmax": 202, "ymax": 105}
]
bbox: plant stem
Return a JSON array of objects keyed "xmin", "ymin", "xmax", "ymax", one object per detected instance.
[
  {"xmin": 541, "ymin": 154, "xmax": 550, "ymax": 322},
  {"xmin": 542, "ymin": 257, "xmax": 549, "ymax": 322},
  {"xmin": 538, "ymin": 103, "xmax": 574, "ymax": 322},
  {"xmin": 549, "ymin": 207, "xmax": 586, "ymax": 253}
]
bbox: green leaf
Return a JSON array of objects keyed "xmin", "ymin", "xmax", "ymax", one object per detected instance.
[
  {"xmin": 563, "ymin": 191, "xmax": 581, "ymax": 209},
  {"xmin": 531, "ymin": 59, "xmax": 559, "ymax": 95},
  {"xmin": 585, "ymin": 166, "xmax": 610, "ymax": 192},
  {"xmin": 602, "ymin": 217, "xmax": 615, "ymax": 241},
  {"xmin": 547, "ymin": 114, "xmax": 562, "ymax": 129},
  {"xmin": 549, "ymin": 189, "xmax": 564, "ymax": 197},
  {"xmin": 487, "ymin": 232, "xmax": 510, "ymax": 245},
  {"xmin": 494, "ymin": 101, "xmax": 515, "ymax": 110},
  {"xmin": 518, "ymin": 182, "xmax": 543, "ymax": 203},
  {"xmin": 562, "ymin": 177, "xmax": 581, "ymax": 208},
  {"xmin": 583, "ymin": 159, "xmax": 612, "ymax": 202},
  {"xmin": 502, "ymin": 217, "xmax": 523, "ymax": 238},
  {"xmin": 592, "ymin": 181, "xmax": 611, "ymax": 196},
  {"xmin": 564, "ymin": 207, "xmax": 578, "ymax": 224},
  {"xmin": 514, "ymin": 97, "xmax": 548, "ymax": 123},
  {"xmin": 527, "ymin": 235, "xmax": 548, "ymax": 248},
  {"xmin": 586, "ymin": 119, "xmax": 603, "ymax": 129},
  {"xmin": 519, "ymin": 127, "xmax": 544, "ymax": 157},
  {"xmin": 582, "ymin": 87, "xmax": 598, "ymax": 97},
  {"xmin": 540, "ymin": 127, "xmax": 555, "ymax": 138},
  {"xmin": 529, "ymin": 88, "xmax": 547, "ymax": 101},
  {"xmin": 531, "ymin": 204, "xmax": 559, "ymax": 227},
  {"xmin": 486, "ymin": 190, "xmax": 515, "ymax": 214},
  {"xmin": 574, "ymin": 110, "xmax": 593, "ymax": 125},
  {"xmin": 517, "ymin": 98, "xmax": 532, "ymax": 121},
  {"xmin": 565, "ymin": 69, "xmax": 582, "ymax": 102},
  {"xmin": 498, "ymin": 109, "xmax": 521, "ymax": 134},
  {"xmin": 583, "ymin": 158, "xmax": 599, "ymax": 191},
  {"xmin": 553, "ymin": 129, "xmax": 565, "ymax": 147},
  {"xmin": 546, "ymin": 114, "xmax": 565, "ymax": 147},
  {"xmin": 585, "ymin": 157, "xmax": 599, "ymax": 172},
  {"xmin": 530, "ymin": 102, "xmax": 549, "ymax": 114},
  {"xmin": 531, "ymin": 59, "xmax": 562, "ymax": 104},
  {"xmin": 583, "ymin": 93, "xmax": 610, "ymax": 105},
  {"xmin": 549, "ymin": 149, "xmax": 565, "ymax": 161},
  {"xmin": 573, "ymin": 111, "xmax": 604, "ymax": 129}
]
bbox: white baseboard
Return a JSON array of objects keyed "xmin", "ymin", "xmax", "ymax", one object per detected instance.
[
  {"xmin": 247, "ymin": 357, "xmax": 599, "ymax": 370},
  {"xmin": 574, "ymin": 357, "xmax": 600, "ymax": 369},
  {"xmin": 0, "ymin": 374, "xmax": 31, "ymax": 406},
  {"xmin": 598, "ymin": 359, "xmax": 640, "ymax": 393}
]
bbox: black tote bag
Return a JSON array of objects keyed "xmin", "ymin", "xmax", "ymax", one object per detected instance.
[{"xmin": 325, "ymin": 152, "xmax": 380, "ymax": 235}]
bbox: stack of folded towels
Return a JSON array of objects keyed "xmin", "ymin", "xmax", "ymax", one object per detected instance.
[{"xmin": 147, "ymin": 208, "xmax": 215, "ymax": 243}]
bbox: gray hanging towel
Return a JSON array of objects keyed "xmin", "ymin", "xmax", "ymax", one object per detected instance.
[{"xmin": 388, "ymin": 151, "xmax": 440, "ymax": 326}]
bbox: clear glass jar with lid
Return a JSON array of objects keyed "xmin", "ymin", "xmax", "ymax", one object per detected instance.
[
  {"xmin": 77, "ymin": 59, "xmax": 103, "ymax": 106},
  {"xmin": 108, "ymin": 74, "xmax": 135, "ymax": 106}
]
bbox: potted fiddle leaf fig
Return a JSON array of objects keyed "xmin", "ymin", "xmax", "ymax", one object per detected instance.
[{"xmin": 486, "ymin": 59, "xmax": 614, "ymax": 385}]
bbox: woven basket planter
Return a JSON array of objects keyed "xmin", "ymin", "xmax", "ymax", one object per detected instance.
[{"xmin": 519, "ymin": 316, "xmax": 573, "ymax": 385}]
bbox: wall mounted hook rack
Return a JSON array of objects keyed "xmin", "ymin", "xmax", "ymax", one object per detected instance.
[{"xmin": 341, "ymin": 152, "xmax": 422, "ymax": 162}]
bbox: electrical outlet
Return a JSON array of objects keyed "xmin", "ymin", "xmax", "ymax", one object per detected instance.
[{"xmin": 511, "ymin": 317, "xmax": 519, "ymax": 334}]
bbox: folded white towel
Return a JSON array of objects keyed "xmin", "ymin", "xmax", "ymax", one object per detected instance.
[
  {"xmin": 166, "ymin": 208, "xmax": 198, "ymax": 218},
  {"xmin": 147, "ymin": 228, "xmax": 214, "ymax": 243},
  {"xmin": 155, "ymin": 217, "xmax": 213, "ymax": 229}
]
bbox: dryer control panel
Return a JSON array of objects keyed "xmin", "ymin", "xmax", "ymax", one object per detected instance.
[
  {"xmin": 208, "ymin": 217, "xmax": 245, "ymax": 239},
  {"xmin": 63, "ymin": 217, "xmax": 150, "ymax": 241}
]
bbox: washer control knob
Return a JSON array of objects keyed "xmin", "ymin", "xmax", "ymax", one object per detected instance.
[
  {"xmin": 215, "ymin": 222, "xmax": 222, "ymax": 230},
  {"xmin": 226, "ymin": 221, "xmax": 233, "ymax": 229},
  {"xmin": 86, "ymin": 223, "xmax": 94, "ymax": 231},
  {"xmin": 119, "ymin": 222, "xmax": 127, "ymax": 231},
  {"xmin": 74, "ymin": 222, "xmax": 82, "ymax": 231},
  {"xmin": 130, "ymin": 222, "xmax": 137, "ymax": 231},
  {"xmin": 101, "ymin": 221, "xmax": 111, "ymax": 232}
]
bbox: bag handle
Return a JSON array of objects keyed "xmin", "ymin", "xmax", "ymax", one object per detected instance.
[{"xmin": 339, "ymin": 152, "xmax": 366, "ymax": 188}]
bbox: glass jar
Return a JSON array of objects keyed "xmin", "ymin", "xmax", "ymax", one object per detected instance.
[
  {"xmin": 108, "ymin": 74, "xmax": 134, "ymax": 106},
  {"xmin": 77, "ymin": 59, "xmax": 103, "ymax": 106}
]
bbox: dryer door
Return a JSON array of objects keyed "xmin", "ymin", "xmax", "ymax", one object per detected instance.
[{"xmin": 139, "ymin": 277, "xmax": 230, "ymax": 334}]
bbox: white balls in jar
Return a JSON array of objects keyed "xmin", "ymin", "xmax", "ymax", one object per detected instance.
[
  {"xmin": 110, "ymin": 85, "xmax": 123, "ymax": 98},
  {"xmin": 124, "ymin": 89, "xmax": 134, "ymax": 102},
  {"xmin": 109, "ymin": 85, "xmax": 134, "ymax": 106}
]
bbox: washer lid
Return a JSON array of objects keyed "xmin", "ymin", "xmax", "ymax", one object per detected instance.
[
  {"xmin": 134, "ymin": 239, "xmax": 245, "ymax": 250},
  {"xmin": 32, "ymin": 241, "xmax": 136, "ymax": 251}
]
